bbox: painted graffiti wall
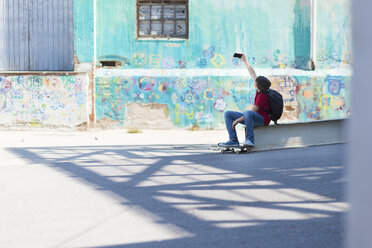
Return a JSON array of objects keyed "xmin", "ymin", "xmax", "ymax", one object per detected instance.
[
  {"xmin": 0, "ymin": 0, "xmax": 352, "ymax": 130},
  {"xmin": 0, "ymin": 75, "xmax": 88, "ymax": 129},
  {"xmin": 72, "ymin": 0, "xmax": 353, "ymax": 129},
  {"xmin": 93, "ymin": 0, "xmax": 352, "ymax": 70},
  {"xmin": 91, "ymin": 0, "xmax": 352, "ymax": 128},
  {"xmin": 96, "ymin": 71, "xmax": 351, "ymax": 128}
]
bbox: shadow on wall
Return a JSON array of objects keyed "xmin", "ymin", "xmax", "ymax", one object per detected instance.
[{"xmin": 9, "ymin": 144, "xmax": 347, "ymax": 248}]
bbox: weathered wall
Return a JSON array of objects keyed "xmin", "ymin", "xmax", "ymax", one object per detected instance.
[
  {"xmin": 317, "ymin": 0, "xmax": 352, "ymax": 69},
  {"xmin": 0, "ymin": 0, "xmax": 351, "ymax": 130},
  {"xmin": 0, "ymin": 0, "xmax": 93, "ymax": 130},
  {"xmin": 0, "ymin": 75, "xmax": 88, "ymax": 129},
  {"xmin": 74, "ymin": 0, "xmax": 95, "ymax": 64},
  {"xmin": 96, "ymin": 70, "xmax": 351, "ymax": 128},
  {"xmin": 95, "ymin": 0, "xmax": 351, "ymax": 70},
  {"xmin": 92, "ymin": 0, "xmax": 352, "ymax": 129},
  {"xmin": 73, "ymin": 0, "xmax": 96, "ymax": 127}
]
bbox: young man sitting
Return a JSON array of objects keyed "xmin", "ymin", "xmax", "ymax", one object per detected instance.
[{"xmin": 218, "ymin": 54, "xmax": 271, "ymax": 148}]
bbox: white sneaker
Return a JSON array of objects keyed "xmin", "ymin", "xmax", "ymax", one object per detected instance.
[
  {"xmin": 218, "ymin": 140, "xmax": 240, "ymax": 147},
  {"xmin": 243, "ymin": 140, "xmax": 255, "ymax": 147}
]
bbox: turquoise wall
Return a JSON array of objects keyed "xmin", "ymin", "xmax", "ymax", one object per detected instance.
[
  {"xmin": 96, "ymin": 0, "xmax": 307, "ymax": 69},
  {"xmin": 317, "ymin": 0, "xmax": 352, "ymax": 68},
  {"xmin": 70, "ymin": 0, "xmax": 353, "ymax": 128},
  {"xmin": 93, "ymin": 0, "xmax": 351, "ymax": 70},
  {"xmin": 74, "ymin": 0, "xmax": 95, "ymax": 63},
  {"xmin": 73, "ymin": 0, "xmax": 352, "ymax": 68},
  {"xmin": 0, "ymin": 1, "xmax": 351, "ymax": 129}
]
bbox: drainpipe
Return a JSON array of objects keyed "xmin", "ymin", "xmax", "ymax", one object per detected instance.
[
  {"xmin": 310, "ymin": 0, "xmax": 317, "ymax": 70},
  {"xmin": 92, "ymin": 0, "xmax": 97, "ymax": 127}
]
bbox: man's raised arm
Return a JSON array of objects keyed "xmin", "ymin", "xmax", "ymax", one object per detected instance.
[{"xmin": 241, "ymin": 54, "xmax": 257, "ymax": 81}]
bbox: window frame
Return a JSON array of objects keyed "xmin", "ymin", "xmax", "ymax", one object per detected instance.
[{"xmin": 136, "ymin": 0, "xmax": 189, "ymax": 40}]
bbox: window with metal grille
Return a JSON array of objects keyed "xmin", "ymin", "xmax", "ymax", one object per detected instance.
[{"xmin": 137, "ymin": 0, "xmax": 188, "ymax": 39}]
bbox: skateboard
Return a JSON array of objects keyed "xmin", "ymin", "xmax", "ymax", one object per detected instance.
[{"xmin": 218, "ymin": 144, "xmax": 254, "ymax": 154}]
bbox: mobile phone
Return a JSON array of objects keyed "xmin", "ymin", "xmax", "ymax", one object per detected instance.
[{"xmin": 233, "ymin": 53, "xmax": 243, "ymax": 59}]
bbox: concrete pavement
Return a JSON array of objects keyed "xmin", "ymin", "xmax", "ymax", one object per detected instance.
[{"xmin": 0, "ymin": 130, "xmax": 348, "ymax": 248}]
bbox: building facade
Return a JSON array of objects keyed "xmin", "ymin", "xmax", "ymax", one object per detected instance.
[{"xmin": 0, "ymin": 0, "xmax": 352, "ymax": 130}]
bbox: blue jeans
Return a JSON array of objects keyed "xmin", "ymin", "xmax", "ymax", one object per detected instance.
[{"xmin": 224, "ymin": 111, "xmax": 265, "ymax": 144}]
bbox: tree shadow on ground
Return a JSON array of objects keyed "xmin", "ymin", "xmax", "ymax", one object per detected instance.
[{"xmin": 9, "ymin": 144, "xmax": 347, "ymax": 248}]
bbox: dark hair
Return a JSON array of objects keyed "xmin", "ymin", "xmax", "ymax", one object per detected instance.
[{"xmin": 256, "ymin": 76, "xmax": 271, "ymax": 92}]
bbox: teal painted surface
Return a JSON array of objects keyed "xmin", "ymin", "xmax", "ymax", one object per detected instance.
[
  {"xmin": 72, "ymin": 0, "xmax": 352, "ymax": 67},
  {"xmin": 74, "ymin": 0, "xmax": 95, "ymax": 63},
  {"xmin": 92, "ymin": 0, "xmax": 351, "ymax": 69},
  {"xmin": 95, "ymin": 74, "xmax": 351, "ymax": 128},
  {"xmin": 317, "ymin": 0, "xmax": 352, "ymax": 68},
  {"xmin": 82, "ymin": 0, "xmax": 352, "ymax": 128},
  {"xmin": 293, "ymin": 0, "xmax": 311, "ymax": 69},
  {"xmin": 95, "ymin": 0, "xmax": 317, "ymax": 69}
]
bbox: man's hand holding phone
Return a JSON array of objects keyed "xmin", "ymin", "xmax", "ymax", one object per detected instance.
[
  {"xmin": 233, "ymin": 53, "xmax": 248, "ymax": 64},
  {"xmin": 241, "ymin": 54, "xmax": 248, "ymax": 63}
]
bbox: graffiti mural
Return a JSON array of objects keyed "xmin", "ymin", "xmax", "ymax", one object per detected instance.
[
  {"xmin": 96, "ymin": 74, "xmax": 351, "ymax": 128},
  {"xmin": 0, "ymin": 75, "xmax": 88, "ymax": 128},
  {"xmin": 98, "ymin": 47, "xmax": 352, "ymax": 71}
]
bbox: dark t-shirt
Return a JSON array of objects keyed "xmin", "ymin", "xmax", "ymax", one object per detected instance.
[{"xmin": 254, "ymin": 91, "xmax": 271, "ymax": 126}]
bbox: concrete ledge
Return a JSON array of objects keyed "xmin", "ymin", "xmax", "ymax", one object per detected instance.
[{"xmin": 253, "ymin": 119, "xmax": 348, "ymax": 151}]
